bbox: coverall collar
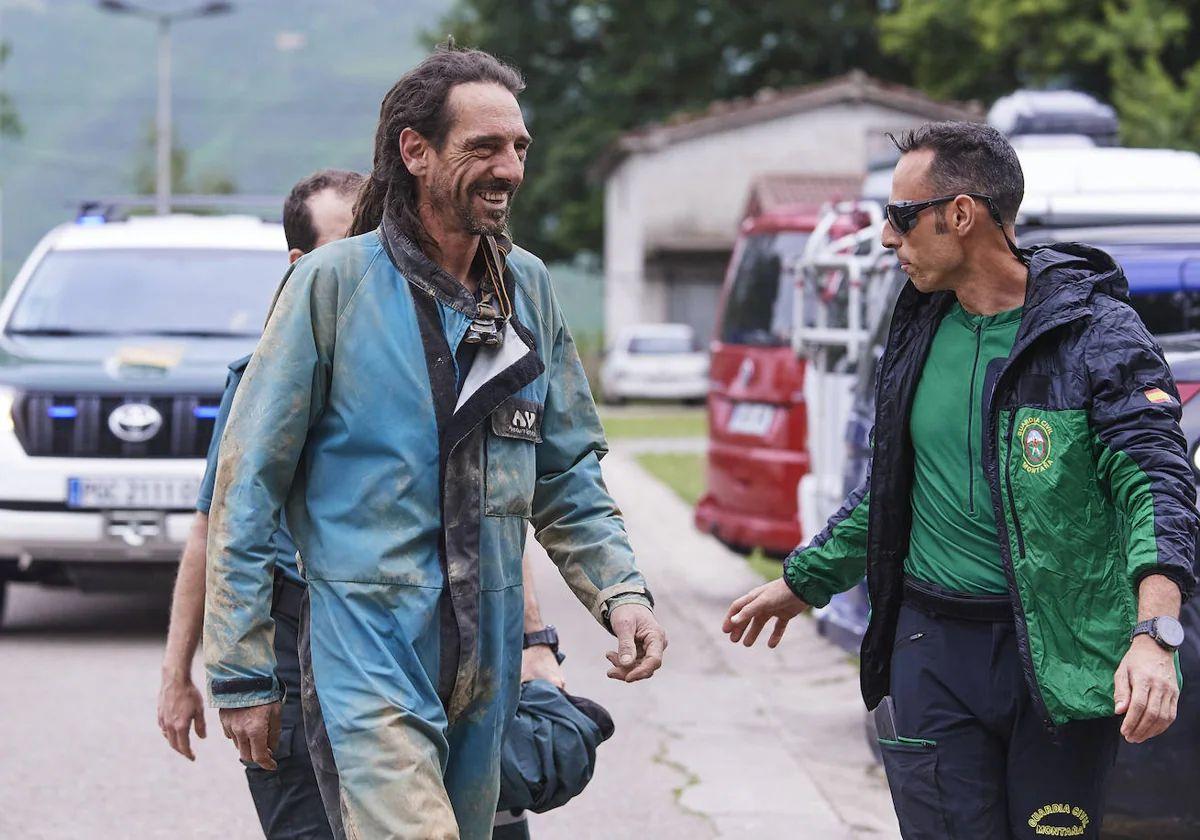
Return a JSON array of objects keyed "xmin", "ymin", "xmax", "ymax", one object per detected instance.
[{"xmin": 379, "ymin": 211, "xmax": 513, "ymax": 317}]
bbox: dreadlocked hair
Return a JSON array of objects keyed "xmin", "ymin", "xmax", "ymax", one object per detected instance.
[{"xmin": 349, "ymin": 39, "xmax": 525, "ymax": 255}]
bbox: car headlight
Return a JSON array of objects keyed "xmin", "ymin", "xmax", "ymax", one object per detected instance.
[{"xmin": 0, "ymin": 387, "xmax": 13, "ymax": 434}]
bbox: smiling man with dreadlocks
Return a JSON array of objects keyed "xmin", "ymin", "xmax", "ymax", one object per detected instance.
[{"xmin": 202, "ymin": 44, "xmax": 666, "ymax": 839}]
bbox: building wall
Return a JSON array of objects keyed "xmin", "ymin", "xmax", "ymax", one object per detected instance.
[
  {"xmin": 603, "ymin": 156, "xmax": 650, "ymax": 347},
  {"xmin": 603, "ymin": 101, "xmax": 940, "ymax": 345}
]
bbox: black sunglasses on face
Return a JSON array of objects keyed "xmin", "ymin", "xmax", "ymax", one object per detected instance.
[{"xmin": 885, "ymin": 193, "xmax": 1004, "ymax": 235}]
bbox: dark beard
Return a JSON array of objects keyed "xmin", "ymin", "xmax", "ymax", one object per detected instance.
[
  {"xmin": 461, "ymin": 200, "xmax": 510, "ymax": 237},
  {"xmin": 430, "ymin": 175, "xmax": 515, "ymax": 237}
]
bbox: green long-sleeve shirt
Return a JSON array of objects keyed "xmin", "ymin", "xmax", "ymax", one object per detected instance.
[{"xmin": 905, "ymin": 302, "xmax": 1022, "ymax": 594}]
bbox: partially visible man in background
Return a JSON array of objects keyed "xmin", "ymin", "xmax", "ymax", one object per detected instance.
[{"xmin": 156, "ymin": 168, "xmax": 363, "ymax": 839}]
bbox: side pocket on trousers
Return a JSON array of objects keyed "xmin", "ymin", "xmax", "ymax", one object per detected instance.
[{"xmin": 879, "ymin": 738, "xmax": 949, "ymax": 840}]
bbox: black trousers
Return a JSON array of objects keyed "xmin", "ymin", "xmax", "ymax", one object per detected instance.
[
  {"xmin": 243, "ymin": 575, "xmax": 336, "ymax": 840},
  {"xmin": 880, "ymin": 602, "xmax": 1120, "ymax": 840}
]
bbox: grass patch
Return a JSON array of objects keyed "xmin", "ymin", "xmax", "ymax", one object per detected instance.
[
  {"xmin": 635, "ymin": 452, "xmax": 705, "ymax": 507},
  {"xmin": 600, "ymin": 407, "xmax": 707, "ymax": 439},
  {"xmin": 746, "ymin": 547, "xmax": 783, "ymax": 582}
]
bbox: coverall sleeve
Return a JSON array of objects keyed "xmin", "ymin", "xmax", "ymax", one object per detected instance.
[
  {"xmin": 1086, "ymin": 309, "xmax": 1198, "ymax": 601},
  {"xmin": 783, "ymin": 464, "xmax": 871, "ymax": 608},
  {"xmin": 530, "ymin": 301, "xmax": 653, "ymax": 627},
  {"xmin": 203, "ymin": 259, "xmax": 335, "ymax": 707},
  {"xmin": 195, "ymin": 361, "xmax": 247, "ymax": 514}
]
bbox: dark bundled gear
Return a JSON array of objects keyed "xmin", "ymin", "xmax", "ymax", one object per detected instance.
[{"xmin": 497, "ymin": 679, "xmax": 615, "ymax": 814}]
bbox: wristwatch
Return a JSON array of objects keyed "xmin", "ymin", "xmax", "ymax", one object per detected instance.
[
  {"xmin": 524, "ymin": 625, "xmax": 559, "ymax": 653},
  {"xmin": 1130, "ymin": 616, "xmax": 1185, "ymax": 652},
  {"xmin": 523, "ymin": 625, "xmax": 565, "ymax": 664}
]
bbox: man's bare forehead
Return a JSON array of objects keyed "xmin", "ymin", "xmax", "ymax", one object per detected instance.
[
  {"xmin": 890, "ymin": 148, "xmax": 937, "ymax": 202},
  {"xmin": 446, "ymin": 82, "xmax": 530, "ymax": 144}
]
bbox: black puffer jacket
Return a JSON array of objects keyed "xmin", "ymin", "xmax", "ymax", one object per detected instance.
[{"xmin": 785, "ymin": 244, "xmax": 1199, "ymax": 726}]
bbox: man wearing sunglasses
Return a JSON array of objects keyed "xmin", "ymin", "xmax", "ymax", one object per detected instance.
[{"xmin": 724, "ymin": 121, "xmax": 1197, "ymax": 838}]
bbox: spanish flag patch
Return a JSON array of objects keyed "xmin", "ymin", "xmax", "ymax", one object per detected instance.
[{"xmin": 1143, "ymin": 387, "xmax": 1173, "ymax": 404}]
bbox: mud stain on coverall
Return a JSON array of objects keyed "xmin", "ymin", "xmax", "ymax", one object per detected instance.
[
  {"xmin": 335, "ymin": 705, "xmax": 458, "ymax": 840},
  {"xmin": 205, "ymin": 433, "xmax": 278, "ymax": 681}
]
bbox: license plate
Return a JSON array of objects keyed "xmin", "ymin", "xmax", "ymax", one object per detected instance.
[
  {"xmin": 67, "ymin": 476, "xmax": 201, "ymax": 510},
  {"xmin": 727, "ymin": 402, "xmax": 777, "ymax": 436}
]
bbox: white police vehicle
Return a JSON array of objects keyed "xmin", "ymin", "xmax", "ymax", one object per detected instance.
[{"xmin": 0, "ymin": 208, "xmax": 287, "ymax": 622}]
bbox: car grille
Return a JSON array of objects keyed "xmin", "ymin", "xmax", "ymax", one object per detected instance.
[{"xmin": 12, "ymin": 392, "xmax": 222, "ymax": 458}]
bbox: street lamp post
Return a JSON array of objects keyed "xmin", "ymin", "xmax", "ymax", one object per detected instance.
[
  {"xmin": 155, "ymin": 14, "xmax": 171, "ymax": 217},
  {"xmin": 97, "ymin": 1, "xmax": 233, "ymax": 215}
]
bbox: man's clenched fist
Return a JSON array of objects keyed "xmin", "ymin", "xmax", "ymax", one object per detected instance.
[
  {"xmin": 219, "ymin": 701, "xmax": 282, "ymax": 770},
  {"xmin": 606, "ymin": 603, "xmax": 667, "ymax": 682}
]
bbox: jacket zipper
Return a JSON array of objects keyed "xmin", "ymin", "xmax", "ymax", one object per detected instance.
[
  {"xmin": 1003, "ymin": 410, "xmax": 1026, "ymax": 558},
  {"xmin": 966, "ymin": 322, "xmax": 982, "ymax": 516}
]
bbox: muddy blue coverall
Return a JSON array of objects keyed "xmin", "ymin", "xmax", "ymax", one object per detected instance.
[{"xmin": 203, "ymin": 218, "xmax": 652, "ymax": 840}]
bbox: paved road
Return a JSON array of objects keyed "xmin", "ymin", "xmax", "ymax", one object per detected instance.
[
  {"xmin": 0, "ymin": 444, "xmax": 897, "ymax": 839},
  {"xmin": 0, "ymin": 588, "xmax": 263, "ymax": 838}
]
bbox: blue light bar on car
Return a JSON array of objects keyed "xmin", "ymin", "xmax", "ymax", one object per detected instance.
[
  {"xmin": 75, "ymin": 201, "xmax": 110, "ymax": 224},
  {"xmin": 48, "ymin": 406, "xmax": 78, "ymax": 419},
  {"xmin": 193, "ymin": 406, "xmax": 221, "ymax": 420}
]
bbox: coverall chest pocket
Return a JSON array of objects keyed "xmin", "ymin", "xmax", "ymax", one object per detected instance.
[{"xmin": 485, "ymin": 399, "xmax": 542, "ymax": 518}]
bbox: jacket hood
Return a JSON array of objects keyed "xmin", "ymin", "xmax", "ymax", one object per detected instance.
[{"xmin": 1024, "ymin": 242, "xmax": 1128, "ymax": 314}]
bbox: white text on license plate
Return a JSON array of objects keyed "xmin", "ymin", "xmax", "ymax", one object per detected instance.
[
  {"xmin": 728, "ymin": 403, "xmax": 777, "ymax": 436},
  {"xmin": 67, "ymin": 476, "xmax": 201, "ymax": 510}
]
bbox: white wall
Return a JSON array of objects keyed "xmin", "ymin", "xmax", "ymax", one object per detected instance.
[{"xmin": 603, "ymin": 156, "xmax": 652, "ymax": 347}]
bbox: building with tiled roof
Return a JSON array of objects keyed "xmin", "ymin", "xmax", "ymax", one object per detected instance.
[{"xmin": 601, "ymin": 71, "xmax": 981, "ymax": 347}]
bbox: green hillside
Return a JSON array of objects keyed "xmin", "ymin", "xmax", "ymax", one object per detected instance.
[{"xmin": 0, "ymin": 0, "xmax": 450, "ymax": 284}]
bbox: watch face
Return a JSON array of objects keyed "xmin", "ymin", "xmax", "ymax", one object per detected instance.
[{"xmin": 1156, "ymin": 616, "xmax": 1185, "ymax": 649}]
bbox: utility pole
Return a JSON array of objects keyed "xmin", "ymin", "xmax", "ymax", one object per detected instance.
[
  {"xmin": 155, "ymin": 15, "xmax": 171, "ymax": 216},
  {"xmin": 97, "ymin": 1, "xmax": 233, "ymax": 215}
]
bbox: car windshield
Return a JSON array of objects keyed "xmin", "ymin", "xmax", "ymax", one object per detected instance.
[
  {"xmin": 720, "ymin": 231, "xmax": 810, "ymax": 346},
  {"xmin": 1105, "ymin": 243, "xmax": 1200, "ymax": 337},
  {"xmin": 7, "ymin": 248, "xmax": 288, "ymax": 337},
  {"xmin": 628, "ymin": 336, "xmax": 693, "ymax": 354}
]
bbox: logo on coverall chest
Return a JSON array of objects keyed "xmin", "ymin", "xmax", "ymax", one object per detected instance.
[
  {"xmin": 1018, "ymin": 416, "xmax": 1054, "ymax": 474},
  {"xmin": 511, "ymin": 409, "xmax": 537, "ymax": 431},
  {"xmin": 492, "ymin": 400, "xmax": 543, "ymax": 443}
]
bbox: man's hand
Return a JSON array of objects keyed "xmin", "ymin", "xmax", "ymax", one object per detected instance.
[
  {"xmin": 157, "ymin": 673, "xmax": 207, "ymax": 761},
  {"xmin": 521, "ymin": 643, "xmax": 566, "ymax": 689},
  {"xmin": 1114, "ymin": 635, "xmax": 1179, "ymax": 743},
  {"xmin": 219, "ymin": 701, "xmax": 283, "ymax": 770},
  {"xmin": 606, "ymin": 603, "xmax": 667, "ymax": 682},
  {"xmin": 722, "ymin": 578, "xmax": 809, "ymax": 648}
]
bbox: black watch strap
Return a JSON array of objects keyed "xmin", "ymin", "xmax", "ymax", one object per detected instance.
[
  {"xmin": 1131, "ymin": 619, "xmax": 1155, "ymax": 642},
  {"xmin": 524, "ymin": 625, "xmax": 559, "ymax": 652}
]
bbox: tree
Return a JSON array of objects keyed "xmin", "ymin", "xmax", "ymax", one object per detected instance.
[
  {"xmin": 0, "ymin": 41, "xmax": 21, "ymax": 139},
  {"xmin": 437, "ymin": 1, "xmax": 909, "ymax": 260},
  {"xmin": 878, "ymin": 0, "xmax": 1200, "ymax": 151},
  {"xmin": 133, "ymin": 122, "xmax": 236, "ymax": 196}
]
